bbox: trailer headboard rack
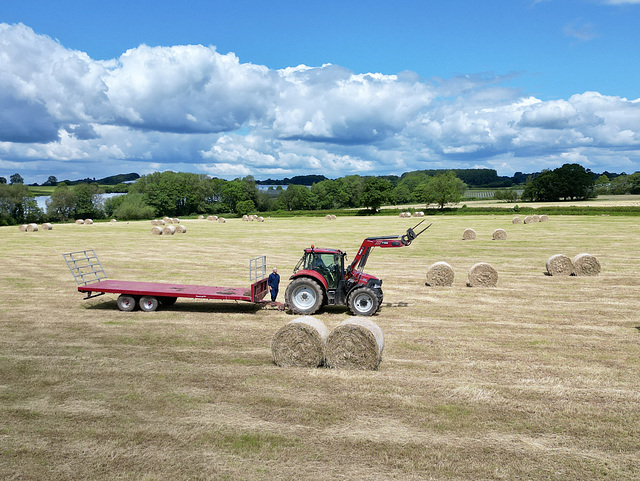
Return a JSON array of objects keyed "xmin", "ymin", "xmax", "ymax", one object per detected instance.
[{"xmin": 63, "ymin": 249, "xmax": 108, "ymax": 297}]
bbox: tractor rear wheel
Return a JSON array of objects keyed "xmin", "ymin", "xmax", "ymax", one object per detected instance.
[
  {"xmin": 347, "ymin": 287, "xmax": 379, "ymax": 316},
  {"xmin": 285, "ymin": 277, "xmax": 324, "ymax": 315}
]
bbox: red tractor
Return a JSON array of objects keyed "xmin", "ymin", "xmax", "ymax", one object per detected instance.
[{"xmin": 284, "ymin": 221, "xmax": 430, "ymax": 316}]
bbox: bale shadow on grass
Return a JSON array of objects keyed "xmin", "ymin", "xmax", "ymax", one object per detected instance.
[{"xmin": 85, "ymin": 299, "xmax": 263, "ymax": 314}]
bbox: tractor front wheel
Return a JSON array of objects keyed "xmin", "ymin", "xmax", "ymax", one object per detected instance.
[
  {"xmin": 347, "ymin": 287, "xmax": 379, "ymax": 316},
  {"xmin": 285, "ymin": 277, "xmax": 324, "ymax": 315}
]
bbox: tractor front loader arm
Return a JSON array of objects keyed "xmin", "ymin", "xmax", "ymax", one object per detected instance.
[{"xmin": 348, "ymin": 221, "xmax": 432, "ymax": 272}]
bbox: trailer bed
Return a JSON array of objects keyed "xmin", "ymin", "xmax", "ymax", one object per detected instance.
[
  {"xmin": 78, "ymin": 278, "xmax": 268, "ymax": 302},
  {"xmin": 64, "ymin": 250, "xmax": 277, "ymax": 312}
]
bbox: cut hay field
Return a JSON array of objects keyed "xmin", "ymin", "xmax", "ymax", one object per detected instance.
[{"xmin": 1, "ymin": 215, "xmax": 639, "ymax": 480}]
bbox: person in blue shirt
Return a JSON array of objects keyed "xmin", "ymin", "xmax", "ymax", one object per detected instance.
[{"xmin": 268, "ymin": 267, "xmax": 280, "ymax": 302}]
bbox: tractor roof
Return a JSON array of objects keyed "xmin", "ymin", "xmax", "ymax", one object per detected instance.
[{"xmin": 304, "ymin": 247, "xmax": 344, "ymax": 255}]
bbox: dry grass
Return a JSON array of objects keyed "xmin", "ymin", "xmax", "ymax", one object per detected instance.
[{"xmin": 1, "ymin": 214, "xmax": 640, "ymax": 480}]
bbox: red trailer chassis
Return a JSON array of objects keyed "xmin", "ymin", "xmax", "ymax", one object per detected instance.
[{"xmin": 63, "ymin": 250, "xmax": 278, "ymax": 312}]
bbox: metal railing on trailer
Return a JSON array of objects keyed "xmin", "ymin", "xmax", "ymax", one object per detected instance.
[
  {"xmin": 62, "ymin": 249, "xmax": 108, "ymax": 299},
  {"xmin": 249, "ymin": 255, "xmax": 267, "ymax": 282}
]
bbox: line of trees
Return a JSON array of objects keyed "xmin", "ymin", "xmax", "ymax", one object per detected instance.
[{"xmin": 2, "ymin": 164, "xmax": 639, "ymax": 225}]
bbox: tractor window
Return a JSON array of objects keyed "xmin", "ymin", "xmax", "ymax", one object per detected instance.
[{"xmin": 307, "ymin": 253, "xmax": 339, "ymax": 288}]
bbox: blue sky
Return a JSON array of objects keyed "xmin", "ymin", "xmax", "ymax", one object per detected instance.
[{"xmin": 1, "ymin": 0, "xmax": 640, "ymax": 183}]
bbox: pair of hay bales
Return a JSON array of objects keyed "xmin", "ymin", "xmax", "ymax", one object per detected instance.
[
  {"xmin": 325, "ymin": 214, "xmax": 337, "ymax": 220},
  {"xmin": 206, "ymin": 215, "xmax": 219, "ymax": 221},
  {"xmin": 399, "ymin": 212, "xmax": 412, "ymax": 218},
  {"xmin": 151, "ymin": 224, "xmax": 187, "ymax": 235},
  {"xmin": 75, "ymin": 219, "xmax": 93, "ymax": 225},
  {"xmin": 426, "ymin": 261, "xmax": 498, "ymax": 287},
  {"xmin": 272, "ymin": 317, "xmax": 384, "ymax": 370},
  {"xmin": 462, "ymin": 228, "xmax": 507, "ymax": 241},
  {"xmin": 18, "ymin": 223, "xmax": 45, "ymax": 232},
  {"xmin": 546, "ymin": 253, "xmax": 601, "ymax": 276}
]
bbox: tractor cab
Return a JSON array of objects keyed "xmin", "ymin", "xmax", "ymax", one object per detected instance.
[{"xmin": 293, "ymin": 247, "xmax": 346, "ymax": 290}]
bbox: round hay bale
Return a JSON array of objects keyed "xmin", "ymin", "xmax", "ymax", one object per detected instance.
[
  {"xmin": 198, "ymin": 215, "xmax": 204, "ymax": 220},
  {"xmin": 217, "ymin": 217, "xmax": 226, "ymax": 223},
  {"xmin": 110, "ymin": 219, "xmax": 117, "ymax": 223},
  {"xmin": 492, "ymin": 228, "xmax": 507, "ymax": 240},
  {"xmin": 18, "ymin": 224, "xmax": 28, "ymax": 232},
  {"xmin": 26, "ymin": 223, "xmax": 38, "ymax": 232},
  {"xmin": 173, "ymin": 218, "xmax": 180, "ymax": 224},
  {"xmin": 531, "ymin": 214, "xmax": 540, "ymax": 223},
  {"xmin": 540, "ymin": 215, "xmax": 549, "ymax": 222},
  {"xmin": 523, "ymin": 216, "xmax": 534, "ymax": 224},
  {"xmin": 242, "ymin": 215, "xmax": 249, "ymax": 221},
  {"xmin": 271, "ymin": 316, "xmax": 329, "ymax": 368},
  {"xmin": 546, "ymin": 254, "xmax": 573, "ymax": 276},
  {"xmin": 572, "ymin": 253, "xmax": 601, "ymax": 276},
  {"xmin": 175, "ymin": 224, "xmax": 187, "ymax": 234},
  {"xmin": 426, "ymin": 261, "xmax": 455, "ymax": 287},
  {"xmin": 512, "ymin": 216, "xmax": 522, "ymax": 224},
  {"xmin": 41, "ymin": 223, "xmax": 53, "ymax": 230},
  {"xmin": 468, "ymin": 262, "xmax": 498, "ymax": 287},
  {"xmin": 325, "ymin": 214, "xmax": 332, "ymax": 220},
  {"xmin": 325, "ymin": 318, "xmax": 384, "ymax": 370},
  {"xmin": 84, "ymin": 219, "xmax": 93, "ymax": 225},
  {"xmin": 75, "ymin": 219, "xmax": 84, "ymax": 224},
  {"xmin": 257, "ymin": 216, "xmax": 265, "ymax": 222},
  {"xmin": 151, "ymin": 219, "xmax": 158, "ymax": 226},
  {"xmin": 162, "ymin": 216, "xmax": 171, "ymax": 223},
  {"xmin": 162, "ymin": 225, "xmax": 176, "ymax": 235},
  {"xmin": 462, "ymin": 228, "xmax": 476, "ymax": 240},
  {"xmin": 206, "ymin": 215, "xmax": 214, "ymax": 221},
  {"xmin": 151, "ymin": 226, "xmax": 163, "ymax": 235},
  {"xmin": 331, "ymin": 215, "xmax": 337, "ymax": 220}
]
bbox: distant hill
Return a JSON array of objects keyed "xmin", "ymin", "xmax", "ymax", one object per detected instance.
[
  {"xmin": 57, "ymin": 173, "xmax": 140, "ymax": 186},
  {"xmin": 256, "ymin": 174, "xmax": 328, "ymax": 186}
]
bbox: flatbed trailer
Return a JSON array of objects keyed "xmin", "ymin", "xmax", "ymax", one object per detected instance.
[{"xmin": 64, "ymin": 250, "xmax": 276, "ymax": 312}]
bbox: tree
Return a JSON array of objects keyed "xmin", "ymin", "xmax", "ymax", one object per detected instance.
[
  {"xmin": 417, "ymin": 171, "xmax": 465, "ymax": 209},
  {"xmin": 522, "ymin": 164, "xmax": 595, "ymax": 201},
  {"xmin": 111, "ymin": 193, "xmax": 155, "ymax": 220},
  {"xmin": 275, "ymin": 185, "xmax": 318, "ymax": 211},
  {"xmin": 0, "ymin": 177, "xmax": 6, "ymax": 184},
  {"xmin": 555, "ymin": 163, "xmax": 595, "ymax": 200},
  {"xmin": 10, "ymin": 173, "xmax": 24, "ymax": 185},
  {"xmin": 0, "ymin": 183, "xmax": 42, "ymax": 225},
  {"xmin": 43, "ymin": 176, "xmax": 58, "ymax": 186},
  {"xmin": 360, "ymin": 177, "xmax": 392, "ymax": 211},
  {"xmin": 629, "ymin": 172, "xmax": 640, "ymax": 194},
  {"xmin": 46, "ymin": 183, "xmax": 78, "ymax": 221},
  {"xmin": 235, "ymin": 200, "xmax": 256, "ymax": 216},
  {"xmin": 73, "ymin": 183, "xmax": 103, "ymax": 218}
]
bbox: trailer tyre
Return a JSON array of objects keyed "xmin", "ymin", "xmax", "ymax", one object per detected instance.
[
  {"xmin": 139, "ymin": 296, "xmax": 159, "ymax": 312},
  {"xmin": 285, "ymin": 277, "xmax": 324, "ymax": 315},
  {"xmin": 158, "ymin": 296, "xmax": 177, "ymax": 306},
  {"xmin": 347, "ymin": 287, "xmax": 379, "ymax": 316},
  {"xmin": 117, "ymin": 294, "xmax": 138, "ymax": 312}
]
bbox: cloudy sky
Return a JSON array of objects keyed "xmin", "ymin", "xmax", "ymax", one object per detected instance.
[{"xmin": 2, "ymin": 0, "xmax": 640, "ymax": 184}]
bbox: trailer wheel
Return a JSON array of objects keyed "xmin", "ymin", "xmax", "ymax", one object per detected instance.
[
  {"xmin": 347, "ymin": 287, "xmax": 379, "ymax": 316},
  {"xmin": 117, "ymin": 294, "xmax": 137, "ymax": 312},
  {"xmin": 158, "ymin": 296, "xmax": 177, "ymax": 306},
  {"xmin": 285, "ymin": 277, "xmax": 324, "ymax": 315},
  {"xmin": 139, "ymin": 296, "xmax": 159, "ymax": 312}
]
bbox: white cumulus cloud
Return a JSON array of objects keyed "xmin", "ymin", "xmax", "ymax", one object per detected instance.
[{"xmin": 1, "ymin": 22, "xmax": 639, "ymax": 183}]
